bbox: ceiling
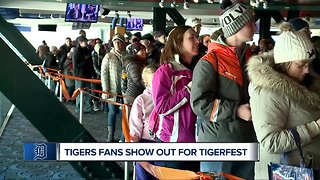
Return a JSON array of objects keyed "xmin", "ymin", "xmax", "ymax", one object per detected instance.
[{"xmin": 1, "ymin": 0, "xmax": 320, "ymax": 26}]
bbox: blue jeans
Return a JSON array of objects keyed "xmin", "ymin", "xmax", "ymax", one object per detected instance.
[
  {"xmin": 75, "ymin": 80, "xmax": 92, "ymax": 112},
  {"xmin": 107, "ymin": 97, "xmax": 123, "ymax": 129},
  {"xmin": 200, "ymin": 161, "xmax": 255, "ymax": 180}
]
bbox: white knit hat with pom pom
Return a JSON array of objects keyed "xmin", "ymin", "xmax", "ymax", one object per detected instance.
[{"xmin": 274, "ymin": 22, "xmax": 315, "ymax": 64}]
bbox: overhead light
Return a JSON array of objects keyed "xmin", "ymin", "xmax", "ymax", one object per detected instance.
[
  {"xmin": 193, "ymin": 0, "xmax": 199, "ymax": 3},
  {"xmin": 207, "ymin": 0, "xmax": 214, "ymax": 3},
  {"xmin": 183, "ymin": 1, "xmax": 189, "ymax": 9},
  {"xmin": 127, "ymin": 11, "xmax": 132, "ymax": 18},
  {"xmin": 171, "ymin": 0, "xmax": 176, "ymax": 8},
  {"xmin": 159, "ymin": 0, "xmax": 165, "ymax": 8}
]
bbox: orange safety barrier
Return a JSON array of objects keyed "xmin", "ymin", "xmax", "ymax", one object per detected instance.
[
  {"xmin": 34, "ymin": 67, "xmax": 245, "ymax": 180},
  {"xmin": 80, "ymin": 89, "xmax": 131, "ymax": 143},
  {"xmin": 34, "ymin": 65, "xmax": 133, "ymax": 142}
]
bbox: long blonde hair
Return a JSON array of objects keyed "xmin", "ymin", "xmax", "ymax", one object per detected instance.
[{"xmin": 142, "ymin": 64, "xmax": 158, "ymax": 88}]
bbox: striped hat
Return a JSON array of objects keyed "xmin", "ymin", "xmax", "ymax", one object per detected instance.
[{"xmin": 219, "ymin": 2, "xmax": 253, "ymax": 38}]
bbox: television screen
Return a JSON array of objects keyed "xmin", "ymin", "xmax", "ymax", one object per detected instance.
[
  {"xmin": 65, "ymin": 3, "xmax": 100, "ymax": 23},
  {"xmin": 126, "ymin": 18, "xmax": 143, "ymax": 31}
]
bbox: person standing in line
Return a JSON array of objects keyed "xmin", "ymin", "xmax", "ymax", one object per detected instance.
[
  {"xmin": 289, "ymin": 18, "xmax": 312, "ymax": 39},
  {"xmin": 36, "ymin": 40, "xmax": 50, "ymax": 60},
  {"xmin": 73, "ymin": 36, "xmax": 96, "ymax": 113},
  {"xmin": 190, "ymin": 0, "xmax": 257, "ymax": 179},
  {"xmin": 151, "ymin": 25, "xmax": 199, "ymax": 172},
  {"xmin": 122, "ymin": 42, "xmax": 148, "ymax": 113},
  {"xmin": 59, "ymin": 37, "xmax": 73, "ymax": 70},
  {"xmin": 247, "ymin": 22, "xmax": 320, "ymax": 179},
  {"xmin": 140, "ymin": 33, "xmax": 161, "ymax": 65},
  {"xmin": 101, "ymin": 34, "xmax": 127, "ymax": 142},
  {"xmin": 153, "ymin": 30, "xmax": 167, "ymax": 52},
  {"xmin": 185, "ymin": 17, "xmax": 202, "ymax": 38},
  {"xmin": 185, "ymin": 17, "xmax": 207, "ymax": 57},
  {"xmin": 91, "ymin": 42, "xmax": 106, "ymax": 111},
  {"xmin": 129, "ymin": 64, "xmax": 158, "ymax": 180},
  {"xmin": 289, "ymin": 18, "xmax": 320, "ymax": 88},
  {"xmin": 63, "ymin": 47, "xmax": 76, "ymax": 100}
]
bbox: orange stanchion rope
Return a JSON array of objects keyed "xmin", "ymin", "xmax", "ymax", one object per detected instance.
[
  {"xmin": 81, "ymin": 90, "xmax": 131, "ymax": 143},
  {"xmin": 52, "ymin": 72, "xmax": 101, "ymax": 84},
  {"xmin": 35, "ymin": 66, "xmax": 133, "ymax": 143},
  {"xmin": 85, "ymin": 88, "xmax": 135, "ymax": 102},
  {"xmin": 121, "ymin": 104, "xmax": 130, "ymax": 142}
]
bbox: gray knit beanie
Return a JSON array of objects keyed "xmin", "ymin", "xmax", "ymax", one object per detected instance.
[{"xmin": 219, "ymin": 0, "xmax": 253, "ymax": 38}]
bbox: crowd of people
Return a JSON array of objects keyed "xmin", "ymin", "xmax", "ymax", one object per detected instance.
[{"xmin": 35, "ymin": 0, "xmax": 320, "ymax": 179}]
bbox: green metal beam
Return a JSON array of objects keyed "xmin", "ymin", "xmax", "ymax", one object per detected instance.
[
  {"xmin": 0, "ymin": 16, "xmax": 42, "ymax": 65},
  {"xmin": 165, "ymin": 8, "xmax": 185, "ymax": 26},
  {"xmin": 0, "ymin": 16, "xmax": 123, "ymax": 178},
  {"xmin": 153, "ymin": 7, "xmax": 166, "ymax": 32}
]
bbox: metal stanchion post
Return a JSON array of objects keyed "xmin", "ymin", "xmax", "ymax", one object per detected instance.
[
  {"xmin": 124, "ymin": 106, "xmax": 129, "ymax": 180},
  {"xmin": 79, "ymin": 91, "xmax": 83, "ymax": 124},
  {"xmin": 133, "ymin": 162, "xmax": 136, "ymax": 180},
  {"xmin": 47, "ymin": 76, "xmax": 51, "ymax": 89},
  {"xmin": 55, "ymin": 81, "xmax": 59, "ymax": 97},
  {"xmin": 125, "ymin": 161, "xmax": 129, "ymax": 180},
  {"xmin": 59, "ymin": 81, "xmax": 63, "ymax": 102}
]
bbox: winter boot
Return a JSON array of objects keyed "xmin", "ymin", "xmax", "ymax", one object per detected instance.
[{"xmin": 107, "ymin": 126, "xmax": 115, "ymax": 142}]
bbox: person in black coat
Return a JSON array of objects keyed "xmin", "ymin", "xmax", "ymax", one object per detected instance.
[
  {"xmin": 73, "ymin": 36, "xmax": 96, "ymax": 113},
  {"xmin": 59, "ymin": 37, "xmax": 73, "ymax": 70}
]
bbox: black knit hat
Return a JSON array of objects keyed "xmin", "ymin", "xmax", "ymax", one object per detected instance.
[
  {"xmin": 289, "ymin": 18, "xmax": 309, "ymax": 31},
  {"xmin": 77, "ymin": 35, "xmax": 88, "ymax": 43},
  {"xmin": 141, "ymin": 33, "xmax": 154, "ymax": 42}
]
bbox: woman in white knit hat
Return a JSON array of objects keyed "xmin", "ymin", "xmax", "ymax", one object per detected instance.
[{"xmin": 247, "ymin": 22, "xmax": 320, "ymax": 179}]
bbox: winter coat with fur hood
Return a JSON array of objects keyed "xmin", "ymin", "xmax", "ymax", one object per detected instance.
[{"xmin": 247, "ymin": 52, "xmax": 320, "ymax": 179}]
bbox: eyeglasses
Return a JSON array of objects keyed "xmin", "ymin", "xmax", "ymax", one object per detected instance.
[{"xmin": 294, "ymin": 62, "xmax": 310, "ymax": 70}]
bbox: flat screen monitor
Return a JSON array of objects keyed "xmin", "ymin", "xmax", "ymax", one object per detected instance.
[
  {"xmin": 126, "ymin": 18, "xmax": 143, "ymax": 31},
  {"xmin": 65, "ymin": 3, "xmax": 100, "ymax": 23}
]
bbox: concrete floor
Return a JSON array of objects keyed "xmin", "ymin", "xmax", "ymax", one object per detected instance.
[{"xmin": 0, "ymin": 103, "xmax": 130, "ymax": 179}]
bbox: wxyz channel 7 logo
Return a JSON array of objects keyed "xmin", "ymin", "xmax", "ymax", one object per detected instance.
[{"xmin": 24, "ymin": 143, "xmax": 57, "ymax": 161}]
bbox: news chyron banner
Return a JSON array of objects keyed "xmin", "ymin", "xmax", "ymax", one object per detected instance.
[
  {"xmin": 24, "ymin": 143, "xmax": 259, "ymax": 161},
  {"xmin": 24, "ymin": 143, "xmax": 57, "ymax": 160}
]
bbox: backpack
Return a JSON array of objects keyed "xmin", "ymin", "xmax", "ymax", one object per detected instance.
[{"xmin": 121, "ymin": 62, "xmax": 134, "ymax": 94}]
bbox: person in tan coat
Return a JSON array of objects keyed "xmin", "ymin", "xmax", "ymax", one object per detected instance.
[
  {"xmin": 101, "ymin": 34, "xmax": 127, "ymax": 142},
  {"xmin": 247, "ymin": 22, "xmax": 320, "ymax": 179}
]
